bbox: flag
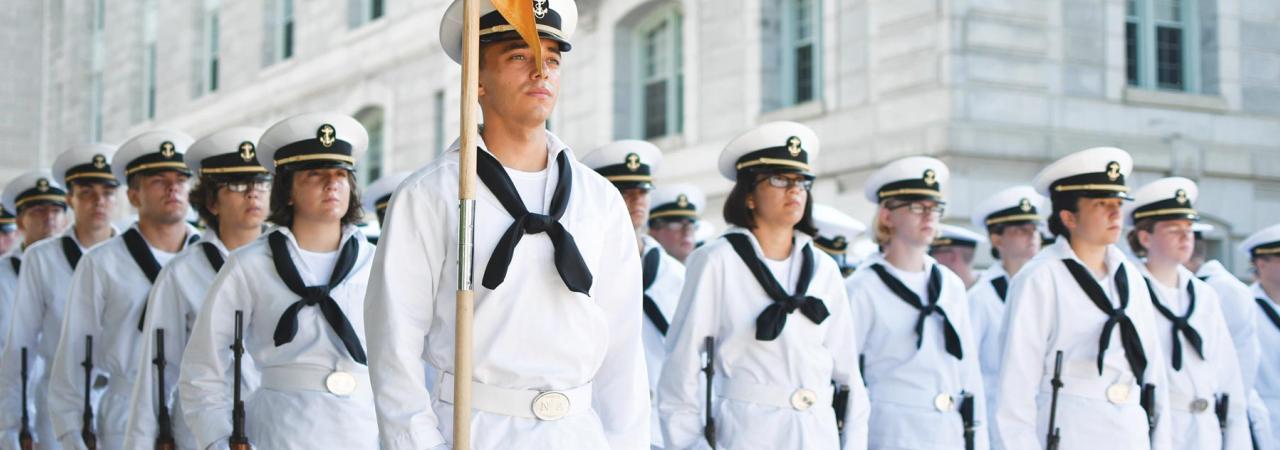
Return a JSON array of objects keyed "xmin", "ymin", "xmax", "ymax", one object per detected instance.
[{"xmin": 490, "ymin": 0, "xmax": 546, "ymax": 77}]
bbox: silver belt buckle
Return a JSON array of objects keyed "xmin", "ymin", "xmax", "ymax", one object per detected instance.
[
  {"xmin": 1191, "ymin": 398, "xmax": 1210, "ymax": 413},
  {"xmin": 1106, "ymin": 384, "xmax": 1131, "ymax": 404},
  {"xmin": 934, "ymin": 393, "xmax": 955, "ymax": 412},
  {"xmin": 790, "ymin": 388, "xmax": 817, "ymax": 411},
  {"xmin": 325, "ymin": 371, "xmax": 357, "ymax": 396},
  {"xmin": 531, "ymin": 391, "xmax": 571, "ymax": 421}
]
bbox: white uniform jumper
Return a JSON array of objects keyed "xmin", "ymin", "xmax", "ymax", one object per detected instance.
[
  {"xmin": 47, "ymin": 224, "xmax": 196, "ymax": 450},
  {"xmin": 1254, "ymin": 284, "xmax": 1280, "ymax": 446},
  {"xmin": 658, "ymin": 228, "xmax": 869, "ymax": 450},
  {"xmin": 1139, "ymin": 265, "xmax": 1249, "ymax": 449},
  {"xmin": 0, "ymin": 246, "xmax": 22, "ymax": 354},
  {"xmin": 993, "ymin": 240, "xmax": 1173, "ymax": 450},
  {"xmin": 124, "ymin": 232, "xmax": 260, "ymax": 450},
  {"xmin": 968, "ymin": 263, "xmax": 1011, "ymax": 430},
  {"xmin": 846, "ymin": 252, "xmax": 990, "ymax": 450},
  {"xmin": 179, "ymin": 227, "xmax": 375, "ymax": 450},
  {"xmin": 364, "ymin": 132, "xmax": 648, "ymax": 450},
  {"xmin": 0, "ymin": 228, "xmax": 113, "ymax": 450},
  {"xmin": 1198, "ymin": 261, "xmax": 1274, "ymax": 450},
  {"xmin": 641, "ymin": 235, "xmax": 683, "ymax": 449}
]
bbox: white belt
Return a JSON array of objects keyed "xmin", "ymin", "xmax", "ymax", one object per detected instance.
[
  {"xmin": 1168, "ymin": 390, "xmax": 1213, "ymax": 413},
  {"xmin": 718, "ymin": 378, "xmax": 832, "ymax": 412},
  {"xmin": 1043, "ymin": 376, "xmax": 1140, "ymax": 405},
  {"xmin": 260, "ymin": 365, "xmax": 368, "ymax": 396},
  {"xmin": 869, "ymin": 385, "xmax": 967, "ymax": 412},
  {"xmin": 438, "ymin": 372, "xmax": 593, "ymax": 421}
]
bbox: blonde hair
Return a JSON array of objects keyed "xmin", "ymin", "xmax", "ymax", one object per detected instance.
[{"xmin": 873, "ymin": 204, "xmax": 893, "ymax": 246}]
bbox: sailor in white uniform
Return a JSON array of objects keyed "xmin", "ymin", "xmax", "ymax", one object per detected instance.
[
  {"xmin": 658, "ymin": 122, "xmax": 869, "ymax": 450},
  {"xmin": 48, "ymin": 131, "xmax": 201, "ymax": 450},
  {"xmin": 364, "ymin": 2, "xmax": 648, "ymax": 449},
  {"xmin": 1, "ymin": 171, "xmax": 71, "ymax": 349},
  {"xmin": 178, "ymin": 113, "xmax": 378, "ymax": 450},
  {"xmin": 845, "ymin": 156, "xmax": 989, "ymax": 450},
  {"xmin": 123, "ymin": 127, "xmax": 271, "ymax": 450},
  {"xmin": 1123, "ymin": 177, "xmax": 1249, "ymax": 449},
  {"xmin": 0, "ymin": 210, "xmax": 16, "ymax": 257},
  {"xmin": 0, "ymin": 145, "xmax": 120, "ymax": 450},
  {"xmin": 966, "ymin": 185, "xmax": 1047, "ymax": 433},
  {"xmin": 583, "ymin": 140, "xmax": 684, "ymax": 450},
  {"xmin": 929, "ymin": 225, "xmax": 985, "ymax": 290},
  {"xmin": 361, "ymin": 171, "xmax": 411, "ymax": 245},
  {"xmin": 1243, "ymin": 223, "xmax": 1280, "ymax": 447},
  {"xmin": 649, "ymin": 184, "xmax": 706, "ymax": 264},
  {"xmin": 812, "ymin": 204, "xmax": 866, "ymax": 278},
  {"xmin": 1189, "ymin": 223, "xmax": 1274, "ymax": 450},
  {"xmin": 993, "ymin": 147, "xmax": 1173, "ymax": 450}
]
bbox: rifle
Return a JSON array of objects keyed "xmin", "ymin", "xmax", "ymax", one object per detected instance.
[
  {"xmin": 229, "ymin": 311, "xmax": 250, "ymax": 450},
  {"xmin": 1140, "ymin": 383, "xmax": 1157, "ymax": 442},
  {"xmin": 702, "ymin": 336, "xmax": 716, "ymax": 449},
  {"xmin": 82, "ymin": 335, "xmax": 97, "ymax": 450},
  {"xmin": 1215, "ymin": 394, "xmax": 1229, "ymax": 437},
  {"xmin": 19, "ymin": 347, "xmax": 33, "ymax": 450},
  {"xmin": 959, "ymin": 392, "xmax": 975, "ymax": 450},
  {"xmin": 1046, "ymin": 351, "xmax": 1064, "ymax": 450},
  {"xmin": 832, "ymin": 384, "xmax": 850, "ymax": 433},
  {"xmin": 154, "ymin": 329, "xmax": 176, "ymax": 450}
]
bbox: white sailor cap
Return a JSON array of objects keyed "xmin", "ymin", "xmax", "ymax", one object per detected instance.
[
  {"xmin": 258, "ymin": 113, "xmax": 368, "ymax": 175},
  {"xmin": 694, "ymin": 220, "xmax": 719, "ymax": 244},
  {"xmin": 1240, "ymin": 223, "xmax": 1280, "ymax": 259},
  {"xmin": 932, "ymin": 224, "xmax": 986, "ymax": 249},
  {"xmin": 1032, "ymin": 147, "xmax": 1133, "ymax": 204},
  {"xmin": 863, "ymin": 156, "xmax": 949, "ymax": 203},
  {"xmin": 187, "ymin": 127, "xmax": 269, "ymax": 179},
  {"xmin": 718, "ymin": 121, "xmax": 819, "ymax": 182},
  {"xmin": 3, "ymin": 170, "xmax": 68, "ymax": 214},
  {"xmin": 1192, "ymin": 222, "xmax": 1215, "ymax": 237},
  {"xmin": 53, "ymin": 143, "xmax": 119, "ymax": 188},
  {"xmin": 813, "ymin": 204, "xmax": 866, "ymax": 255},
  {"xmin": 0, "ymin": 208, "xmax": 14, "ymax": 232},
  {"xmin": 1123, "ymin": 177, "xmax": 1198, "ymax": 226},
  {"xmin": 363, "ymin": 171, "xmax": 412, "ymax": 221},
  {"xmin": 440, "ymin": 0, "xmax": 578, "ymax": 64},
  {"xmin": 113, "ymin": 130, "xmax": 195, "ymax": 183},
  {"xmin": 581, "ymin": 140, "xmax": 662, "ymax": 190},
  {"xmin": 971, "ymin": 185, "xmax": 1047, "ymax": 230},
  {"xmin": 649, "ymin": 183, "xmax": 703, "ymax": 222}
]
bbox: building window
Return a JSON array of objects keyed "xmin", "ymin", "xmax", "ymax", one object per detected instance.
[
  {"xmin": 762, "ymin": 0, "xmax": 821, "ymax": 112},
  {"xmin": 433, "ymin": 90, "xmax": 446, "ymax": 155},
  {"xmin": 349, "ymin": 0, "xmax": 386, "ymax": 28},
  {"xmin": 203, "ymin": 0, "xmax": 220, "ymax": 93},
  {"xmin": 1126, "ymin": 0, "xmax": 1199, "ymax": 92},
  {"xmin": 632, "ymin": 6, "xmax": 683, "ymax": 139},
  {"xmin": 90, "ymin": 0, "xmax": 106, "ymax": 140},
  {"xmin": 355, "ymin": 106, "xmax": 385, "ymax": 188},
  {"xmin": 266, "ymin": 0, "xmax": 295, "ymax": 65},
  {"xmin": 138, "ymin": 0, "xmax": 157, "ymax": 121}
]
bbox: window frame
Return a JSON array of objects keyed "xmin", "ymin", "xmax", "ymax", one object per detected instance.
[
  {"xmin": 1125, "ymin": 0, "xmax": 1201, "ymax": 93},
  {"xmin": 279, "ymin": 0, "xmax": 295, "ymax": 60},
  {"xmin": 630, "ymin": 5, "xmax": 684, "ymax": 140}
]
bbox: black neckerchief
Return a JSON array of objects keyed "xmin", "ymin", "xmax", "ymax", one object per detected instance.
[
  {"xmin": 7, "ymin": 256, "xmax": 17, "ymax": 276},
  {"xmin": 641, "ymin": 247, "xmax": 669, "ymax": 336},
  {"xmin": 1143, "ymin": 276, "xmax": 1204, "ymax": 371},
  {"xmin": 724, "ymin": 233, "xmax": 829, "ymax": 341},
  {"xmin": 1257, "ymin": 297, "xmax": 1280, "ymax": 333},
  {"xmin": 201, "ymin": 242, "xmax": 225, "ymax": 273},
  {"xmin": 61, "ymin": 236, "xmax": 82, "ymax": 270},
  {"xmin": 475, "ymin": 149, "xmax": 592, "ymax": 295},
  {"xmin": 127, "ymin": 229, "xmax": 198, "ymax": 331},
  {"xmin": 268, "ymin": 230, "xmax": 367, "ymax": 365},
  {"xmin": 1061, "ymin": 259, "xmax": 1148, "ymax": 384},
  {"xmin": 991, "ymin": 276, "xmax": 1009, "ymax": 303},
  {"xmin": 869, "ymin": 263, "xmax": 964, "ymax": 360}
]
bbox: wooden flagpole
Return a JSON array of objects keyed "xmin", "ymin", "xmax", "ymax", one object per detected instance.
[{"xmin": 453, "ymin": 0, "xmax": 480, "ymax": 448}]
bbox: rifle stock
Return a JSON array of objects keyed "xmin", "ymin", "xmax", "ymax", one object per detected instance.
[
  {"xmin": 82, "ymin": 335, "xmax": 96, "ymax": 450},
  {"xmin": 1046, "ymin": 351, "xmax": 1064, "ymax": 450},
  {"xmin": 702, "ymin": 336, "xmax": 716, "ymax": 449},
  {"xmin": 19, "ymin": 347, "xmax": 33, "ymax": 450},
  {"xmin": 154, "ymin": 329, "xmax": 176, "ymax": 450},
  {"xmin": 229, "ymin": 311, "xmax": 250, "ymax": 450}
]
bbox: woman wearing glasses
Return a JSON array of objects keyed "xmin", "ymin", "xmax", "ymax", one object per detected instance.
[
  {"xmin": 122, "ymin": 127, "xmax": 271, "ymax": 449},
  {"xmin": 845, "ymin": 157, "xmax": 989, "ymax": 450},
  {"xmin": 658, "ymin": 122, "xmax": 869, "ymax": 450}
]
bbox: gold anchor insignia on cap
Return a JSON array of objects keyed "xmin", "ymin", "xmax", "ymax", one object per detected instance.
[
  {"xmin": 160, "ymin": 141, "xmax": 176, "ymax": 159},
  {"xmin": 1106, "ymin": 161, "xmax": 1121, "ymax": 181},
  {"xmin": 533, "ymin": 0, "xmax": 549, "ymax": 19},
  {"xmin": 625, "ymin": 153, "xmax": 641, "ymax": 172},
  {"xmin": 1175, "ymin": 189, "xmax": 1188, "ymax": 205},
  {"xmin": 786, "ymin": 136, "xmax": 803, "ymax": 157},
  {"xmin": 36, "ymin": 178, "xmax": 50, "ymax": 193},
  {"xmin": 677, "ymin": 194, "xmax": 689, "ymax": 208},
  {"xmin": 318, "ymin": 124, "xmax": 337, "ymax": 148},
  {"xmin": 92, "ymin": 154, "xmax": 107, "ymax": 169},
  {"xmin": 239, "ymin": 142, "xmax": 256, "ymax": 162},
  {"xmin": 1020, "ymin": 198, "xmax": 1032, "ymax": 212},
  {"xmin": 923, "ymin": 169, "xmax": 937, "ymax": 187}
]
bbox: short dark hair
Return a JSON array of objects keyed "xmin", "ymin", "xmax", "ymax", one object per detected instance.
[
  {"xmin": 722, "ymin": 174, "xmax": 817, "ymax": 236},
  {"xmin": 189, "ymin": 174, "xmax": 269, "ymax": 233},
  {"xmin": 1048, "ymin": 197, "xmax": 1082, "ymax": 241},
  {"xmin": 267, "ymin": 169, "xmax": 364, "ymax": 229}
]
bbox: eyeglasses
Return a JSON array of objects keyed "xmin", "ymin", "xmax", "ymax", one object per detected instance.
[
  {"xmin": 888, "ymin": 201, "xmax": 946, "ymax": 217},
  {"xmin": 757, "ymin": 175, "xmax": 813, "ymax": 191},
  {"xmin": 223, "ymin": 180, "xmax": 271, "ymax": 194}
]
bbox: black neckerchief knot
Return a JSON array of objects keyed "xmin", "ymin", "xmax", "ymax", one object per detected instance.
[
  {"xmin": 869, "ymin": 263, "xmax": 964, "ymax": 360},
  {"xmin": 724, "ymin": 233, "xmax": 829, "ymax": 341},
  {"xmin": 269, "ymin": 231, "xmax": 367, "ymax": 365}
]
